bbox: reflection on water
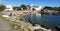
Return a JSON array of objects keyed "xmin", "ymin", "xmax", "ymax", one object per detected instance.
[{"xmin": 24, "ymin": 14, "xmax": 60, "ymax": 28}]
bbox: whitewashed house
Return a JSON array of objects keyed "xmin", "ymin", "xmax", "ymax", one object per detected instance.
[
  {"xmin": 27, "ymin": 4, "xmax": 43, "ymax": 11},
  {"xmin": 5, "ymin": 5, "xmax": 13, "ymax": 11}
]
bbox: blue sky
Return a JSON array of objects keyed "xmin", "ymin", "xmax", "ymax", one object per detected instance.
[{"xmin": 0, "ymin": 0, "xmax": 60, "ymax": 7}]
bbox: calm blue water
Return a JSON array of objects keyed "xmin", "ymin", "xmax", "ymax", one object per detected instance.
[{"xmin": 24, "ymin": 14, "xmax": 60, "ymax": 28}]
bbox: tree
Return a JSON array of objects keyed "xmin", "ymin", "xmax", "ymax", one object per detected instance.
[
  {"xmin": 0, "ymin": 4, "xmax": 6, "ymax": 12},
  {"xmin": 45, "ymin": 6, "xmax": 52, "ymax": 9},
  {"xmin": 20, "ymin": 4, "xmax": 27, "ymax": 10}
]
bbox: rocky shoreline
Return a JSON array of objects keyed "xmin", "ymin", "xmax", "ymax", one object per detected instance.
[{"xmin": 1, "ymin": 11, "xmax": 60, "ymax": 31}]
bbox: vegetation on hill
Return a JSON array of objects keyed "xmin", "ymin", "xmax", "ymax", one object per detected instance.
[{"xmin": 43, "ymin": 6, "xmax": 60, "ymax": 11}]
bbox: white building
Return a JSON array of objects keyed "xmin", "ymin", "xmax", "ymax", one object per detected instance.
[
  {"xmin": 5, "ymin": 5, "xmax": 13, "ymax": 11},
  {"xmin": 27, "ymin": 4, "xmax": 43, "ymax": 11}
]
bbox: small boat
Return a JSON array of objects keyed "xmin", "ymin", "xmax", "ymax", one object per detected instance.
[{"xmin": 36, "ymin": 14, "xmax": 41, "ymax": 16}]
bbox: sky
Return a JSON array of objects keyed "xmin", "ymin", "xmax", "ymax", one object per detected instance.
[{"xmin": 0, "ymin": 0, "xmax": 60, "ymax": 7}]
